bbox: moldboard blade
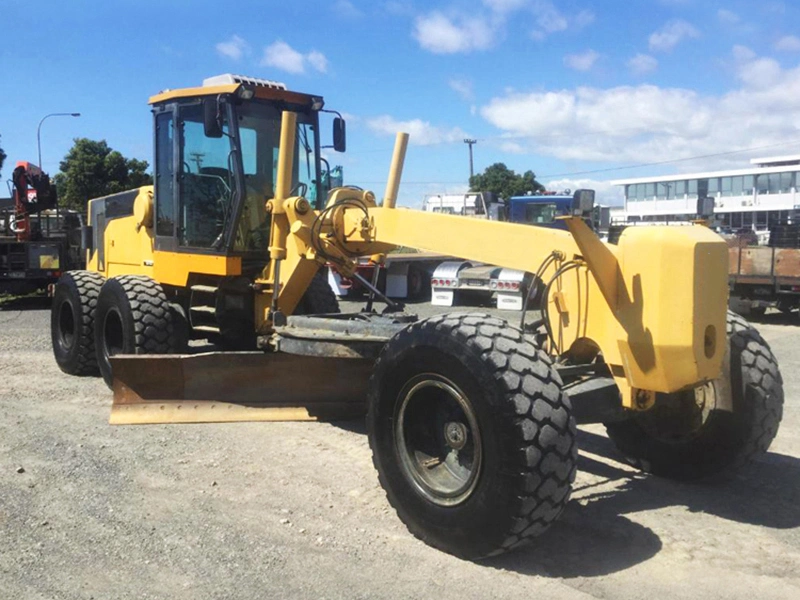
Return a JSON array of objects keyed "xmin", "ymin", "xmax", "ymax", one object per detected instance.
[{"xmin": 109, "ymin": 352, "xmax": 371, "ymax": 425}]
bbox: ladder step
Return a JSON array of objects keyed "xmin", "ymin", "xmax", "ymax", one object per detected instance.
[
  {"xmin": 190, "ymin": 305, "xmax": 216, "ymax": 314},
  {"xmin": 192, "ymin": 325, "xmax": 221, "ymax": 334},
  {"xmin": 191, "ymin": 285, "xmax": 218, "ymax": 294}
]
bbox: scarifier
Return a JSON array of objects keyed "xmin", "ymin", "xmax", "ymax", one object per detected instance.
[{"xmin": 51, "ymin": 74, "xmax": 784, "ymax": 560}]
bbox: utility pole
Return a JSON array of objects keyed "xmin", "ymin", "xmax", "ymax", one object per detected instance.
[{"xmin": 464, "ymin": 138, "xmax": 477, "ymax": 181}]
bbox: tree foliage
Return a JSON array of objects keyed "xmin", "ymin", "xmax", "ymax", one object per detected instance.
[
  {"xmin": 53, "ymin": 138, "xmax": 153, "ymax": 210},
  {"xmin": 0, "ymin": 134, "xmax": 7, "ymax": 178},
  {"xmin": 469, "ymin": 162, "xmax": 545, "ymax": 200}
]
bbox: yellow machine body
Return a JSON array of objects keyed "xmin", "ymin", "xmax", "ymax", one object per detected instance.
[{"xmin": 80, "ymin": 78, "xmax": 729, "ymax": 423}]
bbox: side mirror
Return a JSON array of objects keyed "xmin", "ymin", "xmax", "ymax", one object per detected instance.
[
  {"xmin": 203, "ymin": 98, "xmax": 223, "ymax": 138},
  {"xmin": 333, "ymin": 117, "xmax": 346, "ymax": 152},
  {"xmin": 571, "ymin": 189, "xmax": 595, "ymax": 216}
]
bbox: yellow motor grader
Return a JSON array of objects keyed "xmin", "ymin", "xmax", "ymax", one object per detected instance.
[{"xmin": 50, "ymin": 74, "xmax": 783, "ymax": 560}]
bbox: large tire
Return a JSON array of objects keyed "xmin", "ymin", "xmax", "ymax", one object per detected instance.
[
  {"xmin": 367, "ymin": 312, "xmax": 577, "ymax": 560},
  {"xmin": 94, "ymin": 275, "xmax": 179, "ymax": 387},
  {"xmin": 51, "ymin": 270, "xmax": 105, "ymax": 376},
  {"xmin": 605, "ymin": 311, "xmax": 783, "ymax": 480},
  {"xmin": 296, "ymin": 270, "xmax": 340, "ymax": 314}
]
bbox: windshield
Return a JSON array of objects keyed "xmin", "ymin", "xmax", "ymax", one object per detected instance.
[
  {"xmin": 524, "ymin": 203, "xmax": 559, "ymax": 224},
  {"xmin": 233, "ymin": 101, "xmax": 319, "ymax": 252}
]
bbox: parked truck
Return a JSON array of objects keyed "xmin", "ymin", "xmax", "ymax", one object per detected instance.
[
  {"xmin": 431, "ymin": 192, "xmax": 605, "ymax": 310},
  {"xmin": 728, "ymin": 224, "xmax": 800, "ymax": 316},
  {"xmin": 1, "ymin": 161, "xmax": 83, "ymax": 295}
]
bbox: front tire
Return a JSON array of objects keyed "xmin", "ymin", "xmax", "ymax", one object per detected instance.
[
  {"xmin": 605, "ymin": 311, "xmax": 783, "ymax": 480},
  {"xmin": 368, "ymin": 313, "xmax": 576, "ymax": 560},
  {"xmin": 296, "ymin": 269, "xmax": 340, "ymax": 314},
  {"xmin": 94, "ymin": 275, "xmax": 179, "ymax": 387},
  {"xmin": 51, "ymin": 270, "xmax": 105, "ymax": 375}
]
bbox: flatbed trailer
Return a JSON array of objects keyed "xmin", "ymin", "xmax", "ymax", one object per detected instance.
[{"xmin": 728, "ymin": 242, "xmax": 800, "ymax": 315}]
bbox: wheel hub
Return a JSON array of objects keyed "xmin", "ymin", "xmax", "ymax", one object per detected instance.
[
  {"xmin": 394, "ymin": 374, "xmax": 482, "ymax": 507},
  {"xmin": 444, "ymin": 421, "xmax": 468, "ymax": 450}
]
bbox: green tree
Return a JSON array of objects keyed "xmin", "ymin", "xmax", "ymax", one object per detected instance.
[
  {"xmin": 53, "ymin": 138, "xmax": 153, "ymax": 210},
  {"xmin": 469, "ymin": 162, "xmax": 545, "ymax": 200},
  {"xmin": 0, "ymin": 134, "xmax": 7, "ymax": 178}
]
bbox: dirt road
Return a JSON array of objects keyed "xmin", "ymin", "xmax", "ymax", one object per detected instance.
[{"xmin": 1, "ymin": 300, "xmax": 799, "ymax": 599}]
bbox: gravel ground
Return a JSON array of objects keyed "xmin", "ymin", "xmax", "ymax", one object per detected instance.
[{"xmin": 1, "ymin": 297, "xmax": 799, "ymax": 600}]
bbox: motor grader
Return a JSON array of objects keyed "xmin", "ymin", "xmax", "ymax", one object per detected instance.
[{"xmin": 50, "ymin": 74, "xmax": 784, "ymax": 560}]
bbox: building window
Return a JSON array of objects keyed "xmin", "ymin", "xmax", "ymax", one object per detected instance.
[
  {"xmin": 731, "ymin": 176, "xmax": 743, "ymax": 196},
  {"xmin": 688, "ymin": 179, "xmax": 698, "ymax": 196},
  {"xmin": 707, "ymin": 178, "xmax": 719, "ymax": 196},
  {"xmin": 744, "ymin": 175, "xmax": 754, "ymax": 195},
  {"xmin": 721, "ymin": 177, "xmax": 732, "ymax": 197},
  {"xmin": 676, "ymin": 180, "xmax": 686, "ymax": 197},
  {"xmin": 645, "ymin": 183, "xmax": 656, "ymax": 199},
  {"xmin": 756, "ymin": 174, "xmax": 769, "ymax": 194},
  {"xmin": 781, "ymin": 172, "xmax": 793, "ymax": 193}
]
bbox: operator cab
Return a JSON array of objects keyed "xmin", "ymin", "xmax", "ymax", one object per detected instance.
[{"xmin": 149, "ymin": 74, "xmax": 345, "ymax": 260}]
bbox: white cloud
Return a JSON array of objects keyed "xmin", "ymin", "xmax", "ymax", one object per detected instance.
[
  {"xmin": 732, "ymin": 44, "xmax": 756, "ymax": 61},
  {"xmin": 532, "ymin": 0, "xmax": 567, "ymax": 34},
  {"xmin": 413, "ymin": 12, "xmax": 495, "ymax": 54},
  {"xmin": 449, "ymin": 78, "xmax": 474, "ymax": 101},
  {"xmin": 333, "ymin": 0, "xmax": 363, "ymax": 18},
  {"xmin": 306, "ymin": 51, "xmax": 328, "ymax": 73},
  {"xmin": 627, "ymin": 53, "xmax": 658, "ymax": 76},
  {"xmin": 260, "ymin": 41, "xmax": 328, "ymax": 74},
  {"xmin": 216, "ymin": 35, "xmax": 249, "ymax": 61},
  {"xmin": 564, "ymin": 49, "xmax": 599, "ymax": 72},
  {"xmin": 717, "ymin": 9, "xmax": 740, "ymax": 24},
  {"xmin": 478, "ymin": 50, "xmax": 800, "ymax": 168},
  {"xmin": 648, "ymin": 20, "xmax": 700, "ymax": 52},
  {"xmin": 366, "ymin": 115, "xmax": 468, "ymax": 146},
  {"xmin": 530, "ymin": 2, "xmax": 593, "ymax": 40},
  {"xmin": 483, "ymin": 0, "xmax": 528, "ymax": 13},
  {"xmin": 736, "ymin": 57, "xmax": 782, "ymax": 89},
  {"xmin": 775, "ymin": 35, "xmax": 800, "ymax": 52}
]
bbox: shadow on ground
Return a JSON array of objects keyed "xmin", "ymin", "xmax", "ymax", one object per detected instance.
[
  {"xmin": 488, "ymin": 429, "xmax": 800, "ymax": 577},
  {"xmin": 0, "ymin": 295, "xmax": 51, "ymax": 311}
]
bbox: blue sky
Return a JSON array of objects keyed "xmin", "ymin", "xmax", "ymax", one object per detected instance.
[{"xmin": 3, "ymin": 0, "xmax": 800, "ymax": 206}]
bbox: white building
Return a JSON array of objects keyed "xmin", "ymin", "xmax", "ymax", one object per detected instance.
[{"xmin": 611, "ymin": 154, "xmax": 800, "ymax": 230}]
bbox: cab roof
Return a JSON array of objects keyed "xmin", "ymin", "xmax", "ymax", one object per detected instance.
[{"xmin": 148, "ymin": 73, "xmax": 322, "ymax": 109}]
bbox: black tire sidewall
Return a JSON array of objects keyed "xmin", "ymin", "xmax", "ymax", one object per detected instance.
[
  {"xmin": 369, "ymin": 334, "xmax": 522, "ymax": 558},
  {"xmin": 606, "ymin": 312, "xmax": 782, "ymax": 479},
  {"xmin": 95, "ymin": 279, "xmax": 137, "ymax": 387},
  {"xmin": 51, "ymin": 275, "xmax": 84, "ymax": 371}
]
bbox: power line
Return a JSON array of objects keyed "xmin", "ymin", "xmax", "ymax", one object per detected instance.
[{"xmin": 538, "ymin": 139, "xmax": 800, "ymax": 179}]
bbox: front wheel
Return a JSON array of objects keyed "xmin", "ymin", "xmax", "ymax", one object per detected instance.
[
  {"xmin": 368, "ymin": 313, "xmax": 577, "ymax": 560},
  {"xmin": 606, "ymin": 311, "xmax": 783, "ymax": 480},
  {"xmin": 94, "ymin": 275, "xmax": 180, "ymax": 387}
]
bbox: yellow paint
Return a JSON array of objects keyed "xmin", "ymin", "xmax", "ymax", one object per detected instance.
[
  {"xmin": 110, "ymin": 403, "xmax": 319, "ymax": 425},
  {"xmin": 148, "ymin": 84, "xmax": 239, "ymax": 105},
  {"xmin": 337, "ymin": 205, "xmax": 728, "ymax": 401},
  {"xmin": 39, "ymin": 255, "xmax": 59, "ymax": 269},
  {"xmin": 152, "ymin": 252, "xmax": 241, "ymax": 287}
]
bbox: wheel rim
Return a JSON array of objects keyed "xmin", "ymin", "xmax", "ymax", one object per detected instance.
[
  {"xmin": 637, "ymin": 381, "xmax": 718, "ymax": 443},
  {"xmin": 394, "ymin": 374, "xmax": 482, "ymax": 506},
  {"xmin": 57, "ymin": 300, "xmax": 76, "ymax": 351},
  {"xmin": 103, "ymin": 308, "xmax": 124, "ymax": 362}
]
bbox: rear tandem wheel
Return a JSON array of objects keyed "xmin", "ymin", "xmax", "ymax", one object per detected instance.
[
  {"xmin": 367, "ymin": 312, "xmax": 577, "ymax": 560},
  {"xmin": 605, "ymin": 311, "xmax": 783, "ymax": 480},
  {"xmin": 51, "ymin": 270, "xmax": 106, "ymax": 376},
  {"xmin": 94, "ymin": 275, "xmax": 182, "ymax": 387}
]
